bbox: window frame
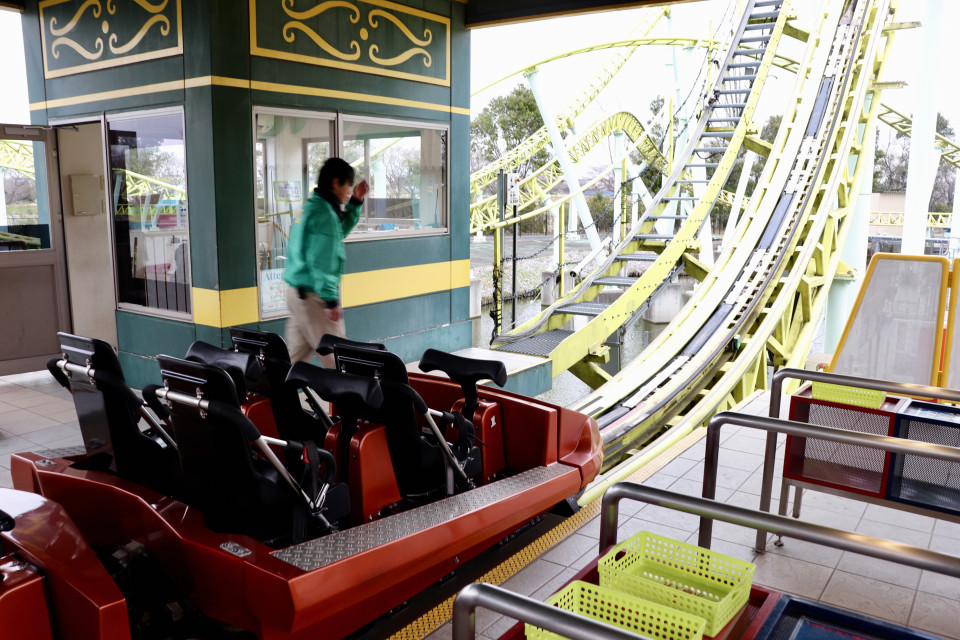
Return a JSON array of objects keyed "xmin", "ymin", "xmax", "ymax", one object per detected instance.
[
  {"xmin": 252, "ymin": 107, "xmax": 450, "ymax": 321},
  {"xmin": 105, "ymin": 106, "xmax": 192, "ymax": 321}
]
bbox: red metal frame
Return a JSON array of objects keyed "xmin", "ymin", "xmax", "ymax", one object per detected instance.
[{"xmin": 784, "ymin": 384, "xmax": 906, "ymax": 499}]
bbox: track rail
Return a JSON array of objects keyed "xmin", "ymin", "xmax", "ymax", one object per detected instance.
[{"xmin": 574, "ymin": 0, "xmax": 898, "ymax": 470}]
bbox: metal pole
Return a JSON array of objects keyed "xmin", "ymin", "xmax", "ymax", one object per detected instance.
[
  {"xmin": 600, "ymin": 484, "xmax": 960, "ymax": 580},
  {"xmin": 492, "ymin": 171, "xmax": 504, "ymax": 339},
  {"xmin": 558, "ymin": 203, "xmax": 566, "ymax": 299},
  {"xmin": 754, "ymin": 367, "xmax": 960, "ymax": 551},
  {"xmin": 512, "ymin": 204, "xmax": 518, "ymax": 328},
  {"xmin": 452, "ymin": 583, "xmax": 646, "ymax": 640}
]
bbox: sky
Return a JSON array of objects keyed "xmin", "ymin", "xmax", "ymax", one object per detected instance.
[{"xmin": 2, "ymin": 1, "xmax": 959, "ymax": 143}]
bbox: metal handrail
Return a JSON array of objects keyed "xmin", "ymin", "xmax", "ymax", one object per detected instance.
[
  {"xmin": 600, "ymin": 484, "xmax": 960, "ymax": 579},
  {"xmin": 452, "ymin": 582, "xmax": 648, "ymax": 640},
  {"xmin": 756, "ymin": 368, "xmax": 960, "ymax": 551}
]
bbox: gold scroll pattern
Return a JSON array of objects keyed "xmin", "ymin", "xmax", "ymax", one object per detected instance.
[
  {"xmin": 253, "ymin": 0, "xmax": 449, "ymax": 85},
  {"xmin": 39, "ymin": 0, "xmax": 182, "ymax": 79}
]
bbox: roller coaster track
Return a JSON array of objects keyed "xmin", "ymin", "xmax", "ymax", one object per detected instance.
[
  {"xmin": 0, "ymin": 140, "xmax": 35, "ymax": 181},
  {"xmin": 492, "ymin": 0, "xmax": 792, "ymax": 384},
  {"xmin": 470, "ymin": 7, "xmax": 668, "ymax": 198},
  {"xmin": 570, "ymin": 0, "xmax": 899, "ymax": 470}
]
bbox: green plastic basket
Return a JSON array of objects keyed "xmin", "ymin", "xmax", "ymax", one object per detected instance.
[
  {"xmin": 525, "ymin": 580, "xmax": 705, "ymax": 640},
  {"xmin": 810, "ymin": 381, "xmax": 886, "ymax": 409},
  {"xmin": 598, "ymin": 532, "xmax": 755, "ymax": 637}
]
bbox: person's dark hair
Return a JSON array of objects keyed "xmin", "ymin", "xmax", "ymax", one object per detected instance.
[{"xmin": 317, "ymin": 157, "xmax": 355, "ymax": 192}]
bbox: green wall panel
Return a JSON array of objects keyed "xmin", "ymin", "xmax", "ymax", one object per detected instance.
[
  {"xmin": 347, "ymin": 291, "xmax": 450, "ymax": 342},
  {"xmin": 116, "ymin": 311, "xmax": 196, "ymax": 358},
  {"xmin": 209, "ymin": 1, "xmax": 251, "ymax": 80},
  {"xmin": 211, "ymin": 85, "xmax": 257, "ymax": 291},
  {"xmin": 117, "ymin": 351, "xmax": 161, "ymax": 389},
  {"xmin": 451, "ymin": 286, "xmax": 470, "ymax": 324},
  {"xmin": 380, "ymin": 320, "xmax": 472, "ymax": 364},
  {"xmin": 20, "ymin": 5, "xmax": 46, "ymax": 122},
  {"xmin": 345, "ymin": 236, "xmax": 451, "ymax": 274},
  {"xmin": 195, "ymin": 325, "xmax": 224, "ymax": 349},
  {"xmin": 184, "ymin": 85, "xmax": 218, "ymax": 290}
]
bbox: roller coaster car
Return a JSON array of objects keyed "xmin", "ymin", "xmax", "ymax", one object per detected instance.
[{"xmin": 6, "ymin": 331, "xmax": 602, "ymax": 639}]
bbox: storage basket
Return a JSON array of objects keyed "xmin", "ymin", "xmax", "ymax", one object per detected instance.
[
  {"xmin": 599, "ymin": 532, "xmax": 755, "ymax": 637},
  {"xmin": 811, "ymin": 381, "xmax": 886, "ymax": 409},
  {"xmin": 888, "ymin": 399, "xmax": 960, "ymax": 516},
  {"xmin": 525, "ymin": 580, "xmax": 705, "ymax": 640}
]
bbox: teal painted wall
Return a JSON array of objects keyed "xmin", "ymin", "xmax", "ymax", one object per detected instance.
[{"xmin": 20, "ymin": 0, "xmax": 471, "ymax": 387}]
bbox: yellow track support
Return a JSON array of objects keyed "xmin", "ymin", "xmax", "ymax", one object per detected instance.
[
  {"xmin": 870, "ymin": 211, "xmax": 952, "ymax": 228},
  {"xmin": 0, "ymin": 140, "xmax": 35, "ymax": 181}
]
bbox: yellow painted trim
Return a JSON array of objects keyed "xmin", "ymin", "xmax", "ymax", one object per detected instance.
[
  {"xmin": 221, "ymin": 287, "xmax": 260, "ymax": 327},
  {"xmin": 941, "ymin": 258, "xmax": 960, "ymax": 387},
  {"xmin": 249, "ymin": 0, "xmax": 451, "ymax": 87},
  {"xmin": 828, "ymin": 253, "xmax": 949, "ymax": 386},
  {"xmin": 192, "ymin": 287, "xmax": 222, "ymax": 328},
  {"xmin": 193, "ymin": 287, "xmax": 259, "ymax": 328},
  {"xmin": 341, "ymin": 259, "xmax": 470, "ymax": 308},
  {"xmin": 30, "ymin": 76, "xmax": 469, "ymax": 116},
  {"xmin": 39, "ymin": 0, "xmax": 183, "ymax": 79},
  {"xmin": 250, "ymin": 79, "xmax": 470, "ymax": 115}
]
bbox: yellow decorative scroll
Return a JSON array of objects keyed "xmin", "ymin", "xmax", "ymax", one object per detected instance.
[
  {"xmin": 49, "ymin": 0, "xmax": 101, "ymax": 37},
  {"xmin": 368, "ymin": 44, "xmax": 430, "ymax": 67},
  {"xmin": 132, "ymin": 0, "xmax": 169, "ymax": 13},
  {"xmin": 282, "ymin": 0, "xmax": 359, "ymax": 23},
  {"xmin": 368, "ymin": 9, "xmax": 431, "ymax": 47},
  {"xmin": 51, "ymin": 36, "xmax": 104, "ymax": 60},
  {"xmin": 109, "ymin": 14, "xmax": 170, "ymax": 54},
  {"xmin": 282, "ymin": 22, "xmax": 361, "ymax": 61}
]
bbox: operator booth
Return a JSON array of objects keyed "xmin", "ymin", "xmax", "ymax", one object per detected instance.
[{"xmin": 9, "ymin": 0, "xmax": 472, "ymax": 386}]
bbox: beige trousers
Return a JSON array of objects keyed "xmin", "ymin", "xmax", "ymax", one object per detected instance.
[{"xmin": 285, "ymin": 286, "xmax": 345, "ymax": 368}]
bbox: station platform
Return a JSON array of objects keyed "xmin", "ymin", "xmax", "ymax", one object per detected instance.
[{"xmin": 3, "ymin": 375, "xmax": 959, "ymax": 640}]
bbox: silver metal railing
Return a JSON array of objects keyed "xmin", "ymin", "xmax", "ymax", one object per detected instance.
[
  {"xmin": 755, "ymin": 367, "xmax": 960, "ymax": 551},
  {"xmin": 454, "ymin": 481, "xmax": 960, "ymax": 640}
]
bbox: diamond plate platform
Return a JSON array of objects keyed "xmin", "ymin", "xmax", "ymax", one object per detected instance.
[
  {"xmin": 271, "ymin": 465, "xmax": 569, "ymax": 571},
  {"xmin": 556, "ymin": 302, "xmax": 609, "ymax": 317},
  {"xmin": 594, "ymin": 276, "xmax": 639, "ymax": 287},
  {"xmin": 33, "ymin": 446, "xmax": 87, "ymax": 459},
  {"xmin": 495, "ymin": 330, "xmax": 573, "ymax": 357}
]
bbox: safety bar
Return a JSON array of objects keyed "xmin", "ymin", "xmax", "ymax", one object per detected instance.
[
  {"xmin": 757, "ymin": 368, "xmax": 960, "ymax": 551},
  {"xmin": 452, "ymin": 582, "xmax": 648, "ymax": 640},
  {"xmin": 701, "ymin": 410, "xmax": 960, "ymax": 550},
  {"xmin": 600, "ymin": 483, "xmax": 960, "ymax": 579},
  {"xmin": 152, "ymin": 388, "xmax": 321, "ymax": 509},
  {"xmin": 57, "ymin": 359, "xmax": 178, "ymax": 450},
  {"xmin": 426, "ymin": 408, "xmax": 470, "ymax": 487}
]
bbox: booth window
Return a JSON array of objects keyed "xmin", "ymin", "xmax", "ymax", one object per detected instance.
[
  {"xmin": 0, "ymin": 140, "xmax": 49, "ymax": 251},
  {"xmin": 107, "ymin": 112, "xmax": 190, "ymax": 315},
  {"xmin": 253, "ymin": 110, "xmax": 448, "ymax": 317},
  {"xmin": 341, "ymin": 118, "xmax": 448, "ymax": 237}
]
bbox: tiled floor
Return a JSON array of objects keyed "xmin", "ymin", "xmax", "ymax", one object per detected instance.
[{"xmin": 3, "ymin": 374, "xmax": 959, "ymax": 640}]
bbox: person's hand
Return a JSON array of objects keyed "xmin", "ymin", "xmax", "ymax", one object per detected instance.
[
  {"xmin": 327, "ymin": 305, "xmax": 343, "ymax": 322},
  {"xmin": 353, "ymin": 180, "xmax": 369, "ymax": 201}
]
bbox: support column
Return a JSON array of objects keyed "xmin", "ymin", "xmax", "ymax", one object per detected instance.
[
  {"xmin": 723, "ymin": 151, "xmax": 756, "ymax": 250},
  {"xmin": 524, "ymin": 68, "xmax": 601, "ymax": 253},
  {"xmin": 901, "ymin": 0, "xmax": 943, "ymax": 256},
  {"xmin": 825, "ymin": 111, "xmax": 876, "ymax": 352},
  {"xmin": 612, "ymin": 131, "xmax": 624, "ymax": 245}
]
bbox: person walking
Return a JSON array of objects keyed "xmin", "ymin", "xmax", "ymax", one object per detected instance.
[{"xmin": 284, "ymin": 157, "xmax": 369, "ymax": 366}]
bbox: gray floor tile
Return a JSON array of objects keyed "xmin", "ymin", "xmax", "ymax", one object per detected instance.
[
  {"xmin": 678, "ymin": 439, "xmax": 706, "ymax": 460},
  {"xmin": 862, "ymin": 503, "xmax": 936, "ymax": 533},
  {"xmin": 541, "ymin": 533, "xmax": 596, "ymax": 568},
  {"xmin": 657, "ymin": 456, "xmax": 700, "ymax": 478},
  {"xmin": 918, "ymin": 569, "xmax": 960, "ymax": 601},
  {"xmin": 618, "ymin": 516, "xmax": 696, "ymax": 542},
  {"xmin": 760, "ymin": 536, "xmax": 843, "ymax": 569},
  {"xmin": 933, "ymin": 518, "xmax": 960, "ymax": 540},
  {"xmin": 722, "ymin": 434, "xmax": 774, "ymax": 456},
  {"xmin": 500, "ymin": 559, "xmax": 566, "ymax": 598},
  {"xmin": 0, "ymin": 469, "xmax": 11, "ymax": 489},
  {"xmin": 911, "ymin": 591, "xmax": 960, "ymax": 639},
  {"xmin": 633, "ymin": 504, "xmax": 701, "ymax": 532},
  {"xmin": 820, "ymin": 570, "xmax": 914, "ymax": 625},
  {"xmin": 835, "ymin": 552, "xmax": 922, "ymax": 590},
  {"xmin": 665, "ymin": 477, "xmax": 735, "ymax": 502},
  {"xmin": 792, "ymin": 489, "xmax": 868, "ymax": 519},
  {"xmin": 530, "ymin": 566, "xmax": 578, "ymax": 601},
  {"xmin": 0, "ymin": 435, "xmax": 34, "ymax": 456},
  {"xmin": 855, "ymin": 518, "xmax": 932, "ymax": 548},
  {"xmin": 752, "ymin": 552, "xmax": 834, "ymax": 600},
  {"xmin": 683, "ymin": 461, "xmax": 753, "ymax": 490}
]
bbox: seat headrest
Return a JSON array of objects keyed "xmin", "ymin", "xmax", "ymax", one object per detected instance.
[
  {"xmin": 418, "ymin": 349, "xmax": 508, "ymax": 388},
  {"xmin": 230, "ymin": 327, "xmax": 292, "ymax": 365},
  {"xmin": 185, "ymin": 341, "xmax": 268, "ymax": 397},
  {"xmin": 316, "ymin": 333, "xmax": 386, "ymax": 356},
  {"xmin": 156, "ymin": 354, "xmax": 241, "ymax": 408},
  {"xmin": 57, "ymin": 332, "xmax": 125, "ymax": 380},
  {"xmin": 286, "ymin": 362, "xmax": 383, "ymax": 411},
  {"xmin": 333, "ymin": 344, "xmax": 409, "ymax": 383}
]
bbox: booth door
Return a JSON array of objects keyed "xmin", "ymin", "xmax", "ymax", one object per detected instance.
[{"xmin": 0, "ymin": 124, "xmax": 71, "ymax": 375}]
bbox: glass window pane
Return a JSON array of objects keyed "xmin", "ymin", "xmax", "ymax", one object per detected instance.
[
  {"xmin": 254, "ymin": 113, "xmax": 336, "ymax": 316},
  {"xmin": 342, "ymin": 120, "xmax": 447, "ymax": 237},
  {"xmin": 108, "ymin": 113, "xmax": 190, "ymax": 314},
  {"xmin": 0, "ymin": 139, "xmax": 49, "ymax": 251}
]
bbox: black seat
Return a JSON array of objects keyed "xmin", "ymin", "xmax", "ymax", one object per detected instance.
[
  {"xmin": 418, "ymin": 349, "xmax": 508, "ymax": 417},
  {"xmin": 331, "ymin": 344, "xmax": 478, "ymax": 497},
  {"xmin": 46, "ymin": 333, "xmax": 179, "ymax": 495},
  {"xmin": 229, "ymin": 328, "xmax": 331, "ymax": 442},
  {"xmin": 148, "ymin": 355, "xmax": 348, "ymax": 544},
  {"xmin": 185, "ymin": 340, "xmax": 268, "ymax": 398},
  {"xmin": 316, "ymin": 334, "xmax": 386, "ymax": 357}
]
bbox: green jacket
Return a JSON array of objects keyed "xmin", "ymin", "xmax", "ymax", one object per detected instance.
[{"xmin": 283, "ymin": 190, "xmax": 362, "ymax": 305}]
